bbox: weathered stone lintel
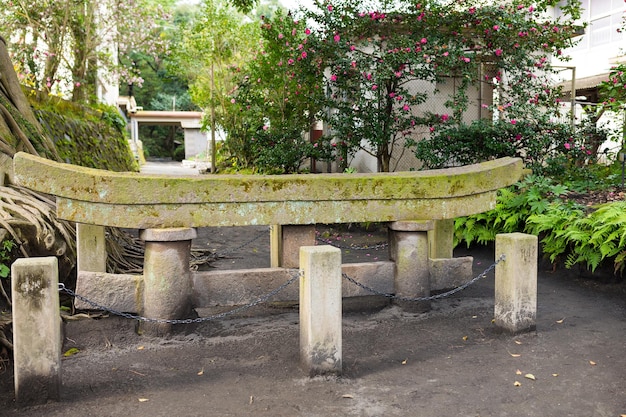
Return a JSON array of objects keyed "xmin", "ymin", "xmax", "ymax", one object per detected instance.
[
  {"xmin": 14, "ymin": 152, "xmax": 523, "ymax": 205},
  {"xmin": 56, "ymin": 193, "xmax": 497, "ymax": 228}
]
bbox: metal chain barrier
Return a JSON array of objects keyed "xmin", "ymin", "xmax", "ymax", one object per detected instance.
[
  {"xmin": 215, "ymin": 226, "xmax": 270, "ymax": 258},
  {"xmin": 342, "ymin": 254, "xmax": 505, "ymax": 302},
  {"xmin": 58, "ymin": 270, "xmax": 300, "ymax": 325},
  {"xmin": 315, "ymin": 236, "xmax": 389, "ymax": 251}
]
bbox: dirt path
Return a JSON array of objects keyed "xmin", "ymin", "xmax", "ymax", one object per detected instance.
[{"xmin": 1, "ymin": 225, "xmax": 625, "ymax": 417}]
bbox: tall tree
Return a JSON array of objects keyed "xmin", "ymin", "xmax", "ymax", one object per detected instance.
[{"xmin": 0, "ymin": 0, "xmax": 172, "ymax": 103}]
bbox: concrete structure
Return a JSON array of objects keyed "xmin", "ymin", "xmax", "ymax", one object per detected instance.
[
  {"xmin": 128, "ymin": 111, "xmax": 208, "ymax": 160},
  {"xmin": 11, "ymin": 257, "xmax": 61, "ymax": 406},
  {"xmin": 494, "ymin": 233, "xmax": 538, "ymax": 333},
  {"xmin": 299, "ymin": 246, "xmax": 342, "ymax": 375},
  {"xmin": 388, "ymin": 220, "xmax": 433, "ymax": 313}
]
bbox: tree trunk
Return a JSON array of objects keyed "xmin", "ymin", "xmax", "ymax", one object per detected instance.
[{"xmin": 0, "ymin": 36, "xmax": 61, "ymax": 161}]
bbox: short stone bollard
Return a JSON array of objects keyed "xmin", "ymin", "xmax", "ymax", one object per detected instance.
[
  {"xmin": 11, "ymin": 257, "xmax": 61, "ymax": 406},
  {"xmin": 299, "ymin": 245, "xmax": 342, "ymax": 376},
  {"xmin": 139, "ymin": 227, "xmax": 196, "ymax": 335},
  {"xmin": 494, "ymin": 233, "xmax": 538, "ymax": 333},
  {"xmin": 388, "ymin": 220, "xmax": 433, "ymax": 313}
]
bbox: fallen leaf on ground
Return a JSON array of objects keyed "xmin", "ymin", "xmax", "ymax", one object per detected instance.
[
  {"xmin": 197, "ymin": 369, "xmax": 204, "ymax": 376},
  {"xmin": 552, "ymin": 374, "xmax": 559, "ymax": 377},
  {"xmin": 138, "ymin": 398, "xmax": 149, "ymax": 402},
  {"xmin": 509, "ymin": 352, "xmax": 521, "ymax": 358},
  {"xmin": 137, "ymin": 346, "xmax": 145, "ymax": 350},
  {"xmin": 589, "ymin": 360, "xmax": 597, "ymax": 366},
  {"xmin": 556, "ymin": 319, "xmax": 564, "ymax": 324},
  {"xmin": 516, "ymin": 369, "xmax": 522, "ymax": 375},
  {"xmin": 401, "ymin": 359, "xmax": 407, "ymax": 365},
  {"xmin": 342, "ymin": 394, "xmax": 354, "ymax": 399},
  {"xmin": 514, "ymin": 381, "xmax": 521, "ymax": 387},
  {"xmin": 63, "ymin": 348, "xmax": 80, "ymax": 357},
  {"xmin": 514, "ymin": 340, "xmax": 522, "ymax": 345},
  {"xmin": 524, "ymin": 373, "xmax": 536, "ymax": 380},
  {"xmin": 462, "ymin": 336, "xmax": 468, "ymax": 341}
]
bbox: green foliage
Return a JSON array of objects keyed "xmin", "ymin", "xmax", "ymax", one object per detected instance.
[
  {"xmin": 0, "ymin": 239, "xmax": 16, "ymax": 279},
  {"xmin": 415, "ymin": 118, "xmax": 576, "ymax": 174},
  {"xmin": 455, "ymin": 175, "xmax": 577, "ymax": 247},
  {"xmin": 527, "ymin": 201, "xmax": 626, "ymax": 274}
]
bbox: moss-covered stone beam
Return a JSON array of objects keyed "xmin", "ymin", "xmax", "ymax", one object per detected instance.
[{"xmin": 13, "ymin": 152, "xmax": 523, "ymax": 228}]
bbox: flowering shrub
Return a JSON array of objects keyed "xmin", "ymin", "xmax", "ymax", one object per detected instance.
[
  {"xmin": 227, "ymin": 0, "xmax": 582, "ymax": 173},
  {"xmin": 301, "ymin": 0, "xmax": 582, "ymax": 171}
]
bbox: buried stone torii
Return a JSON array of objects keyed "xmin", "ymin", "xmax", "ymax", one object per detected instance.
[
  {"xmin": 10, "ymin": 152, "xmax": 531, "ymax": 404},
  {"xmin": 12, "ymin": 151, "xmax": 524, "ymax": 330}
]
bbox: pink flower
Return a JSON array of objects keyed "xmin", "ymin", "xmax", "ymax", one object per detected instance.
[
  {"xmin": 330, "ymin": 74, "xmax": 337, "ymax": 81},
  {"xmin": 262, "ymin": 125, "xmax": 269, "ymax": 130},
  {"xmin": 564, "ymin": 143, "xmax": 571, "ymax": 150},
  {"xmin": 372, "ymin": 84, "xmax": 378, "ymax": 90},
  {"xmin": 288, "ymin": 59, "xmax": 294, "ymax": 65},
  {"xmin": 278, "ymin": 33, "xmax": 284, "ymax": 39},
  {"xmin": 403, "ymin": 104, "xmax": 410, "ymax": 111},
  {"xmin": 493, "ymin": 25, "xmax": 499, "ymax": 31},
  {"xmin": 443, "ymin": 51, "xmax": 449, "ymax": 57},
  {"xmin": 305, "ymin": 28, "xmax": 311, "ymax": 35},
  {"xmin": 302, "ymin": 51, "xmax": 307, "ymax": 58},
  {"xmin": 327, "ymin": 4, "xmax": 333, "ymax": 11},
  {"xmin": 510, "ymin": 119, "xmax": 517, "ymax": 125},
  {"xmin": 495, "ymin": 49, "xmax": 503, "ymax": 56},
  {"xmin": 230, "ymin": 98, "xmax": 236, "ymax": 104},
  {"xmin": 350, "ymin": 45, "xmax": 356, "ymax": 51},
  {"xmin": 333, "ymin": 34, "xmax": 340, "ymax": 42},
  {"xmin": 364, "ymin": 72, "xmax": 372, "ymax": 80},
  {"xmin": 441, "ymin": 114, "xmax": 449, "ymax": 122},
  {"xmin": 420, "ymin": 37, "xmax": 427, "ymax": 44},
  {"xmin": 462, "ymin": 57, "xmax": 470, "ymax": 63},
  {"xmin": 351, "ymin": 61, "xmax": 356, "ymax": 68}
]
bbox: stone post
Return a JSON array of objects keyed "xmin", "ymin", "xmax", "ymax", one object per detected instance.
[
  {"xmin": 388, "ymin": 220, "xmax": 433, "ymax": 313},
  {"xmin": 139, "ymin": 227, "xmax": 196, "ymax": 335},
  {"xmin": 271, "ymin": 225, "xmax": 316, "ymax": 268},
  {"xmin": 494, "ymin": 233, "xmax": 538, "ymax": 333},
  {"xmin": 11, "ymin": 257, "xmax": 61, "ymax": 406},
  {"xmin": 299, "ymin": 245, "xmax": 342, "ymax": 376},
  {"xmin": 77, "ymin": 223, "xmax": 106, "ymax": 273},
  {"xmin": 428, "ymin": 219, "xmax": 455, "ymax": 259}
]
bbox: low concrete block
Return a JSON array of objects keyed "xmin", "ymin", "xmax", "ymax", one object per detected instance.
[
  {"xmin": 341, "ymin": 261, "xmax": 394, "ymax": 297},
  {"xmin": 11, "ymin": 257, "xmax": 61, "ymax": 406},
  {"xmin": 192, "ymin": 268, "xmax": 299, "ymax": 307},
  {"xmin": 429, "ymin": 256, "xmax": 474, "ymax": 291},
  {"xmin": 74, "ymin": 271, "xmax": 142, "ymax": 312}
]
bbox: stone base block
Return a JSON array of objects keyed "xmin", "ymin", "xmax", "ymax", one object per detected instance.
[
  {"xmin": 74, "ymin": 271, "xmax": 143, "ymax": 313},
  {"xmin": 429, "ymin": 256, "xmax": 474, "ymax": 291}
]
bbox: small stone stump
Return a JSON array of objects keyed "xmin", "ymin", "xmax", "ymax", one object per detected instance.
[
  {"xmin": 139, "ymin": 227, "xmax": 196, "ymax": 335},
  {"xmin": 11, "ymin": 257, "xmax": 61, "ymax": 406},
  {"xmin": 494, "ymin": 233, "xmax": 538, "ymax": 333},
  {"xmin": 299, "ymin": 245, "xmax": 342, "ymax": 376},
  {"xmin": 388, "ymin": 220, "xmax": 433, "ymax": 313}
]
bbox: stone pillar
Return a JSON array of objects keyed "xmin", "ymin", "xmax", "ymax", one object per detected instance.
[
  {"xmin": 388, "ymin": 220, "xmax": 433, "ymax": 313},
  {"xmin": 494, "ymin": 233, "xmax": 538, "ymax": 333},
  {"xmin": 11, "ymin": 257, "xmax": 61, "ymax": 406},
  {"xmin": 139, "ymin": 227, "xmax": 196, "ymax": 335},
  {"xmin": 270, "ymin": 225, "xmax": 282, "ymax": 268},
  {"xmin": 77, "ymin": 223, "xmax": 106, "ymax": 273},
  {"xmin": 271, "ymin": 225, "xmax": 316, "ymax": 268},
  {"xmin": 428, "ymin": 219, "xmax": 455, "ymax": 259},
  {"xmin": 299, "ymin": 245, "xmax": 342, "ymax": 376}
]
